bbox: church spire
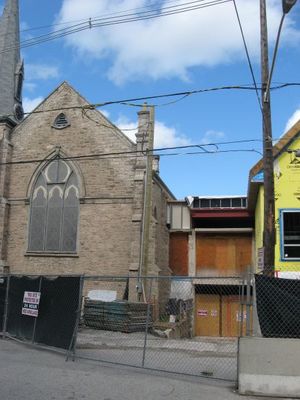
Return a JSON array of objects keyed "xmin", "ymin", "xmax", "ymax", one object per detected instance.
[{"xmin": 0, "ymin": 0, "xmax": 24, "ymax": 125}]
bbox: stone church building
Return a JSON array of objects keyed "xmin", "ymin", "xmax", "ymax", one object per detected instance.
[{"xmin": 0, "ymin": 0, "xmax": 174, "ymax": 295}]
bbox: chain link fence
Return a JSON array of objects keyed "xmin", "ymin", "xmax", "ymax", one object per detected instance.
[
  {"xmin": 254, "ymin": 271, "xmax": 300, "ymax": 339},
  {"xmin": 2, "ymin": 271, "xmax": 298, "ymax": 382},
  {"xmin": 74, "ymin": 275, "xmax": 248, "ymax": 382}
]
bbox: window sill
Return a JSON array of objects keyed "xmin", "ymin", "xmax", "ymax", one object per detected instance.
[{"xmin": 25, "ymin": 252, "xmax": 79, "ymax": 258}]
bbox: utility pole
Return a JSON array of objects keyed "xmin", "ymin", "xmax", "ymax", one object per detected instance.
[
  {"xmin": 260, "ymin": 0, "xmax": 275, "ymax": 276},
  {"xmin": 137, "ymin": 105, "xmax": 154, "ymax": 301},
  {"xmin": 260, "ymin": 0, "xmax": 298, "ymax": 275},
  {"xmin": 142, "ymin": 105, "xmax": 155, "ymax": 281}
]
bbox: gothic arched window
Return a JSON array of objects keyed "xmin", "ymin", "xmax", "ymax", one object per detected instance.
[{"xmin": 28, "ymin": 158, "xmax": 79, "ymax": 253}]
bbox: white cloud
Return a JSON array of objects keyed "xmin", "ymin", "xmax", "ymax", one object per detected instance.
[
  {"xmin": 115, "ymin": 116, "xmax": 137, "ymax": 143},
  {"xmin": 200, "ymin": 130, "xmax": 225, "ymax": 145},
  {"xmin": 154, "ymin": 121, "xmax": 191, "ymax": 148},
  {"xmin": 284, "ymin": 108, "xmax": 300, "ymax": 132},
  {"xmin": 56, "ymin": 0, "xmax": 300, "ymax": 84},
  {"xmin": 115, "ymin": 115, "xmax": 190, "ymax": 147},
  {"xmin": 23, "ymin": 97, "xmax": 43, "ymax": 113},
  {"xmin": 24, "ymin": 82, "xmax": 37, "ymax": 92},
  {"xmin": 26, "ymin": 64, "xmax": 60, "ymax": 81}
]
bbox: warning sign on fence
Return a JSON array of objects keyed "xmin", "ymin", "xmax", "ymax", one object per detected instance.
[{"xmin": 22, "ymin": 291, "xmax": 41, "ymax": 317}]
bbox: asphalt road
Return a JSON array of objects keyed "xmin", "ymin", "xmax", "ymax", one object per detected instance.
[
  {"xmin": 76, "ymin": 347, "xmax": 236, "ymax": 381},
  {"xmin": 0, "ymin": 338, "xmax": 266, "ymax": 400},
  {"xmin": 77, "ymin": 328, "xmax": 237, "ymax": 380}
]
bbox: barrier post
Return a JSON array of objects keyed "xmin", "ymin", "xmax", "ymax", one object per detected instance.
[
  {"xmin": 2, "ymin": 275, "xmax": 10, "ymax": 338},
  {"xmin": 66, "ymin": 275, "xmax": 84, "ymax": 362},
  {"xmin": 32, "ymin": 276, "xmax": 42, "ymax": 344}
]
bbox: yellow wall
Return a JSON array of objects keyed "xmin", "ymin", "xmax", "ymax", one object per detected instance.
[{"xmin": 254, "ymin": 135, "xmax": 300, "ymax": 274}]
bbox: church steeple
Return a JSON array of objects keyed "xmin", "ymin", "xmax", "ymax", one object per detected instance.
[{"xmin": 0, "ymin": 0, "xmax": 24, "ymax": 125}]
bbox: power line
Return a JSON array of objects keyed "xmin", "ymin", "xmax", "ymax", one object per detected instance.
[
  {"xmin": 21, "ymin": 1, "xmax": 230, "ymax": 49},
  {"xmin": 1, "ymin": 133, "xmax": 295, "ymax": 167},
  {"xmin": 0, "ymin": 138, "xmax": 266, "ymax": 167},
  {"xmin": 232, "ymin": 0, "xmax": 262, "ymax": 114},
  {"xmin": 0, "ymin": 81, "xmax": 297, "ymax": 121},
  {"xmin": 0, "ymin": 0, "xmax": 232, "ymax": 54},
  {"xmin": 18, "ymin": 0, "xmax": 189, "ymax": 33}
]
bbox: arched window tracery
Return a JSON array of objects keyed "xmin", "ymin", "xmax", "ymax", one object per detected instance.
[{"xmin": 28, "ymin": 158, "xmax": 79, "ymax": 253}]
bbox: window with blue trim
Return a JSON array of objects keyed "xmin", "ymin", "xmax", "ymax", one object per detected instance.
[{"xmin": 281, "ymin": 210, "xmax": 300, "ymax": 260}]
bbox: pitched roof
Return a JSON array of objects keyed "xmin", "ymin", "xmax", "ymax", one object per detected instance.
[
  {"xmin": 13, "ymin": 81, "xmax": 136, "ymax": 148},
  {"xmin": 247, "ymin": 119, "xmax": 300, "ymax": 210},
  {"xmin": 249, "ymin": 119, "xmax": 300, "ymax": 179}
]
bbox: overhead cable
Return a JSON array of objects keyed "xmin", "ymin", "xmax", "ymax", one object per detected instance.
[
  {"xmin": 0, "ymin": 0, "xmax": 232, "ymax": 54},
  {"xmin": 0, "ymin": 139, "xmax": 265, "ymax": 166},
  {"xmin": 232, "ymin": 0, "xmax": 262, "ymax": 114},
  {"xmin": 0, "ymin": 82, "xmax": 299, "ymax": 121}
]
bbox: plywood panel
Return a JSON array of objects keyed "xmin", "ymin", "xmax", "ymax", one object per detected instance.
[
  {"xmin": 221, "ymin": 295, "xmax": 253, "ymax": 337},
  {"xmin": 235, "ymin": 237, "xmax": 252, "ymax": 273},
  {"xmin": 169, "ymin": 232, "xmax": 189, "ymax": 276},
  {"xmin": 196, "ymin": 234, "xmax": 252, "ymax": 276},
  {"xmin": 196, "ymin": 236, "xmax": 216, "ymax": 275},
  {"xmin": 195, "ymin": 294, "xmax": 221, "ymax": 336}
]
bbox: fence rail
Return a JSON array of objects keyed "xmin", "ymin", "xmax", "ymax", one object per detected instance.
[
  {"xmin": 1, "ymin": 272, "xmax": 299, "ymax": 383},
  {"xmin": 75, "ymin": 275, "xmax": 246, "ymax": 382}
]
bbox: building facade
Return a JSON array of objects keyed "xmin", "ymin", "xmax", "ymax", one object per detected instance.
[
  {"xmin": 0, "ymin": 1, "xmax": 174, "ymax": 301},
  {"xmin": 249, "ymin": 120, "xmax": 300, "ymax": 279},
  {"xmin": 168, "ymin": 196, "xmax": 254, "ymax": 337}
]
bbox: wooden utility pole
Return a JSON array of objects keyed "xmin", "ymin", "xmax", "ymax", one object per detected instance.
[
  {"xmin": 137, "ymin": 105, "xmax": 154, "ymax": 301},
  {"xmin": 260, "ymin": 0, "xmax": 275, "ymax": 276},
  {"xmin": 142, "ymin": 105, "xmax": 155, "ymax": 280}
]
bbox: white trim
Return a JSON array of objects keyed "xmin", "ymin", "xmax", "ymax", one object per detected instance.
[
  {"xmin": 49, "ymin": 185, "xmax": 63, "ymax": 199},
  {"xmin": 65, "ymin": 185, "xmax": 79, "ymax": 199},
  {"xmin": 194, "ymin": 195, "xmax": 246, "ymax": 199},
  {"xmin": 195, "ymin": 228, "xmax": 253, "ymax": 233},
  {"xmin": 33, "ymin": 186, "xmax": 47, "ymax": 200}
]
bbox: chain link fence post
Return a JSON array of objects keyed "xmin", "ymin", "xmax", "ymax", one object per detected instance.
[
  {"xmin": 66, "ymin": 275, "xmax": 84, "ymax": 362},
  {"xmin": 246, "ymin": 267, "xmax": 252, "ymax": 337},
  {"xmin": 31, "ymin": 276, "xmax": 42, "ymax": 344},
  {"xmin": 2, "ymin": 274, "xmax": 10, "ymax": 338},
  {"xmin": 142, "ymin": 277, "xmax": 153, "ymax": 368}
]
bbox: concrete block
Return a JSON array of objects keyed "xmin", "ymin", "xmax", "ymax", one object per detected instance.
[{"xmin": 239, "ymin": 337, "xmax": 300, "ymax": 397}]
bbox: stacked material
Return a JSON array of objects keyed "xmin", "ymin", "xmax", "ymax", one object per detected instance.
[{"xmin": 83, "ymin": 300, "xmax": 152, "ymax": 333}]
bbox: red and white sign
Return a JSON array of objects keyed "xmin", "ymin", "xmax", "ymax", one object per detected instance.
[
  {"xmin": 197, "ymin": 309, "xmax": 208, "ymax": 317},
  {"xmin": 22, "ymin": 291, "xmax": 41, "ymax": 318}
]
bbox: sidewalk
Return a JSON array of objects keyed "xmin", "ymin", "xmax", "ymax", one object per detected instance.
[
  {"xmin": 77, "ymin": 327, "xmax": 237, "ymax": 355},
  {"xmin": 0, "ymin": 338, "xmax": 265, "ymax": 400}
]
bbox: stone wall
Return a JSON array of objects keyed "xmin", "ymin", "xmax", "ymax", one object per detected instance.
[
  {"xmin": 1, "ymin": 82, "xmax": 173, "ymax": 284},
  {"xmin": 5, "ymin": 83, "xmax": 139, "ymax": 276}
]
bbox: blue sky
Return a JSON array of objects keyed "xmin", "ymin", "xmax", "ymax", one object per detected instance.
[{"xmin": 1, "ymin": 0, "xmax": 300, "ymax": 199}]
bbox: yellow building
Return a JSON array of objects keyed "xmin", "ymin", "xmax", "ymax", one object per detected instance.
[{"xmin": 248, "ymin": 120, "xmax": 300, "ymax": 278}]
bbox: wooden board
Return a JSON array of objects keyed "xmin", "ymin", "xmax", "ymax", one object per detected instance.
[
  {"xmin": 221, "ymin": 295, "xmax": 253, "ymax": 337},
  {"xmin": 169, "ymin": 232, "xmax": 189, "ymax": 276},
  {"xmin": 195, "ymin": 294, "xmax": 253, "ymax": 337},
  {"xmin": 196, "ymin": 233, "xmax": 252, "ymax": 276},
  {"xmin": 195, "ymin": 294, "xmax": 221, "ymax": 337}
]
